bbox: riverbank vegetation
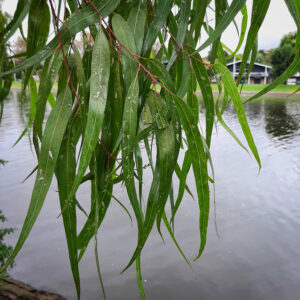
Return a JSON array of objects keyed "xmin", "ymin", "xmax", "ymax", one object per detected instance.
[
  {"xmin": 211, "ymin": 83, "xmax": 300, "ymax": 93},
  {"xmin": 10, "ymin": 81, "xmax": 300, "ymax": 95}
]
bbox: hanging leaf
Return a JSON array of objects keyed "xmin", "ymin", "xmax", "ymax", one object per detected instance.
[
  {"xmin": 214, "ymin": 62, "xmax": 261, "ymax": 169},
  {"xmin": 121, "ymin": 75, "xmax": 144, "ymax": 256},
  {"xmin": 142, "ymin": 0, "xmax": 173, "ymax": 55},
  {"xmin": 186, "ymin": 46, "xmax": 214, "ymax": 147},
  {"xmin": 0, "ymin": 0, "xmax": 30, "ymax": 42},
  {"xmin": 236, "ymin": 0, "xmax": 271, "ymax": 84},
  {"xmin": 173, "ymin": 95, "xmax": 210, "ymax": 259},
  {"xmin": 56, "ymin": 117, "xmax": 81, "ymax": 298},
  {"xmin": 193, "ymin": 0, "xmax": 247, "ymax": 54},
  {"xmin": 1, "ymin": 86, "xmax": 73, "ymax": 271},
  {"xmin": 66, "ymin": 28, "xmax": 110, "ymax": 208},
  {"xmin": 128, "ymin": 1, "xmax": 147, "ymax": 56},
  {"xmin": 112, "ymin": 14, "xmax": 138, "ymax": 92}
]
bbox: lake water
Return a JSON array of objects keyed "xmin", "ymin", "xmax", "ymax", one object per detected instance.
[{"xmin": 1, "ymin": 91, "xmax": 300, "ymax": 300}]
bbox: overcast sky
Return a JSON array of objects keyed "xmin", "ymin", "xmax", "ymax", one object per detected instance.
[{"xmin": 2, "ymin": 0, "xmax": 297, "ymax": 54}]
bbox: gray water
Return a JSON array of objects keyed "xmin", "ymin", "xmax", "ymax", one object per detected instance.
[{"xmin": 1, "ymin": 91, "xmax": 300, "ymax": 300}]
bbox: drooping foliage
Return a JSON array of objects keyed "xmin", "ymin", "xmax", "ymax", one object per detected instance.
[
  {"xmin": 0, "ymin": 0, "xmax": 299, "ymax": 299},
  {"xmin": 271, "ymin": 32, "xmax": 297, "ymax": 79}
]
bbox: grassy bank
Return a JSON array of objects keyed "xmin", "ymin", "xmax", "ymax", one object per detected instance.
[
  {"xmin": 11, "ymin": 81, "xmax": 58, "ymax": 89},
  {"xmin": 210, "ymin": 83, "xmax": 299, "ymax": 93},
  {"xmin": 11, "ymin": 81, "xmax": 299, "ymax": 94}
]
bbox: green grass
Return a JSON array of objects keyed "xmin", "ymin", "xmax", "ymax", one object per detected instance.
[
  {"xmin": 12, "ymin": 81, "xmax": 299, "ymax": 94},
  {"xmin": 11, "ymin": 81, "xmax": 22, "ymax": 88},
  {"xmin": 210, "ymin": 83, "xmax": 300, "ymax": 93},
  {"xmin": 11, "ymin": 81, "xmax": 58, "ymax": 89}
]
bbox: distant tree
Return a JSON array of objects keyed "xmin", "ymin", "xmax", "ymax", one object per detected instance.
[
  {"xmin": 263, "ymin": 49, "xmax": 273, "ymax": 65},
  {"xmin": 13, "ymin": 37, "xmax": 26, "ymax": 65},
  {"xmin": 207, "ymin": 49, "xmax": 229, "ymax": 62},
  {"xmin": 271, "ymin": 32, "xmax": 296, "ymax": 79},
  {"xmin": 255, "ymin": 49, "xmax": 273, "ymax": 65},
  {"xmin": 256, "ymin": 50, "xmax": 265, "ymax": 64},
  {"xmin": 0, "ymin": 210, "xmax": 15, "ymax": 270}
]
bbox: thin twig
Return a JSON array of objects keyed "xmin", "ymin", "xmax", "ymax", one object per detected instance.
[
  {"xmin": 49, "ymin": 0, "xmax": 81, "ymax": 110},
  {"xmin": 85, "ymin": 0, "xmax": 176, "ymax": 97}
]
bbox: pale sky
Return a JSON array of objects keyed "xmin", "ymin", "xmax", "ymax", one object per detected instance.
[{"xmin": 2, "ymin": 0, "xmax": 297, "ymax": 54}]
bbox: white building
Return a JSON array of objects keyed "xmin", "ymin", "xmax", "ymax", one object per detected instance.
[{"xmin": 227, "ymin": 60, "xmax": 272, "ymax": 85}]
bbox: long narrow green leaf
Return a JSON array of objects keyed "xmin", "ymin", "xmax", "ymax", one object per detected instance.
[
  {"xmin": 23, "ymin": 0, "xmax": 50, "ymax": 88},
  {"xmin": 93, "ymin": 155, "xmax": 107, "ymax": 300},
  {"xmin": 112, "ymin": 14, "xmax": 137, "ymax": 93},
  {"xmin": 237, "ymin": 0, "xmax": 271, "ymax": 84},
  {"xmin": 127, "ymin": 2, "xmax": 147, "ymax": 56},
  {"xmin": 56, "ymin": 117, "xmax": 80, "ymax": 298},
  {"xmin": 214, "ymin": 62, "xmax": 261, "ymax": 168},
  {"xmin": 122, "ymin": 157, "xmax": 160, "ymax": 273},
  {"xmin": 230, "ymin": 4, "xmax": 248, "ymax": 58},
  {"xmin": 176, "ymin": 58, "xmax": 190, "ymax": 98},
  {"xmin": 121, "ymin": 91, "xmax": 175, "ymax": 272},
  {"xmin": 0, "ymin": 0, "xmax": 30, "ymax": 43},
  {"xmin": 33, "ymin": 49, "xmax": 64, "ymax": 155},
  {"xmin": 65, "ymin": 28, "xmax": 110, "ymax": 209},
  {"xmin": 106, "ymin": 191, "xmax": 133, "ymax": 223},
  {"xmin": 171, "ymin": 151, "xmax": 191, "ymax": 223},
  {"xmin": 154, "ymin": 122, "xmax": 175, "ymax": 234},
  {"xmin": 215, "ymin": 98, "xmax": 249, "ymax": 153},
  {"xmin": 122, "ymin": 75, "xmax": 144, "ymax": 254},
  {"xmin": 136, "ymin": 255, "xmax": 146, "ymax": 300},
  {"xmin": 77, "ymin": 59, "xmax": 123, "ymax": 255},
  {"xmin": 135, "ymin": 145, "xmax": 143, "ymax": 205},
  {"xmin": 174, "ymin": 163, "xmax": 194, "ymax": 200},
  {"xmin": 194, "ymin": 0, "xmax": 246, "ymax": 53},
  {"xmin": 77, "ymin": 176, "xmax": 112, "ymax": 254},
  {"xmin": 162, "ymin": 212, "xmax": 193, "ymax": 272},
  {"xmin": 241, "ymin": 36, "xmax": 258, "ymax": 91},
  {"xmin": 187, "ymin": 47, "xmax": 214, "ymax": 147},
  {"xmin": 27, "ymin": 0, "xmax": 50, "ymax": 56},
  {"xmin": 167, "ymin": 0, "xmax": 191, "ymax": 70},
  {"xmin": 284, "ymin": 0, "xmax": 300, "ymax": 29},
  {"xmin": 210, "ymin": 0, "xmax": 226, "ymax": 64},
  {"xmin": 0, "ymin": 60, "xmax": 13, "ymax": 103},
  {"xmin": 1, "ymin": 86, "xmax": 73, "ymax": 271},
  {"xmin": 29, "ymin": 77, "xmax": 37, "ymax": 121},
  {"xmin": 145, "ymin": 58, "xmax": 175, "ymax": 92},
  {"xmin": 73, "ymin": 43, "xmax": 87, "ymax": 133},
  {"xmin": 12, "ymin": 76, "xmax": 38, "ymax": 148},
  {"xmin": 190, "ymin": 0, "xmax": 209, "ymax": 42},
  {"xmin": 142, "ymin": 0, "xmax": 173, "ymax": 55},
  {"xmin": 173, "ymin": 95, "xmax": 209, "ymax": 259}
]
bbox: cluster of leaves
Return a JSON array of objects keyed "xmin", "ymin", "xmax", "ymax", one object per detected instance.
[
  {"xmin": 0, "ymin": 163, "xmax": 15, "ymax": 287},
  {"xmin": 0, "ymin": 9, "xmax": 13, "ymax": 121},
  {"xmin": 0, "ymin": 0, "xmax": 299, "ymax": 299},
  {"xmin": 0, "ymin": 211, "xmax": 15, "ymax": 270}
]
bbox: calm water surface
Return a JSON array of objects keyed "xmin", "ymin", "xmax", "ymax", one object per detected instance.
[{"xmin": 0, "ymin": 91, "xmax": 300, "ymax": 300}]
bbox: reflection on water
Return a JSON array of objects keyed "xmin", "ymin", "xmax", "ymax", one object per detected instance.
[
  {"xmin": 244, "ymin": 100, "xmax": 263, "ymax": 121},
  {"xmin": 264, "ymin": 100, "xmax": 299, "ymax": 143},
  {"xmin": 0, "ymin": 93, "xmax": 300, "ymax": 300}
]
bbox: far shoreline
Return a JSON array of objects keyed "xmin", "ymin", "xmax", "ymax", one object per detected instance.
[{"xmin": 10, "ymin": 82, "xmax": 300, "ymax": 98}]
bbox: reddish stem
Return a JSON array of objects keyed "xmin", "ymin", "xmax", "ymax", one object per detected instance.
[
  {"xmin": 98, "ymin": 138, "xmax": 121, "ymax": 169},
  {"xmin": 164, "ymin": 25, "xmax": 212, "ymax": 68},
  {"xmin": 85, "ymin": 0, "xmax": 175, "ymax": 97},
  {"xmin": 49, "ymin": 0, "xmax": 81, "ymax": 110}
]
